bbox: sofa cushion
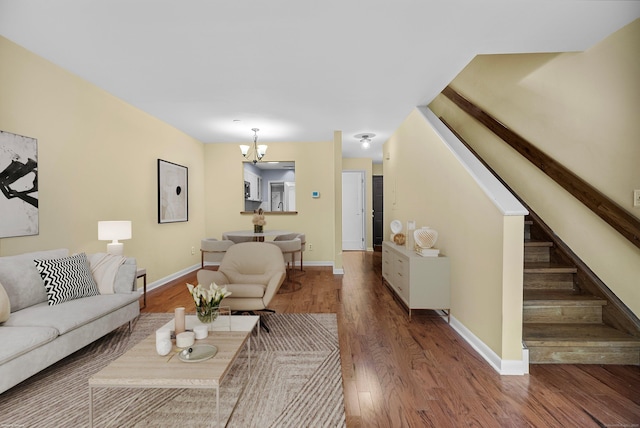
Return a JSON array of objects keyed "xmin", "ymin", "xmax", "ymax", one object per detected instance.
[
  {"xmin": 0, "ymin": 281, "xmax": 10, "ymax": 323},
  {"xmin": 3, "ymin": 292, "xmax": 139, "ymax": 335},
  {"xmin": 0, "ymin": 326, "xmax": 58, "ymax": 365},
  {"xmin": 0, "ymin": 249, "xmax": 68, "ymax": 312},
  {"xmin": 113, "ymin": 258, "xmax": 137, "ymax": 294},
  {"xmin": 87, "ymin": 253, "xmax": 128, "ymax": 294},
  {"xmin": 34, "ymin": 253, "xmax": 100, "ymax": 305}
]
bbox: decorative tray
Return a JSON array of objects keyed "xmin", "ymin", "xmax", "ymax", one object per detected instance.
[{"xmin": 178, "ymin": 344, "xmax": 218, "ymax": 362}]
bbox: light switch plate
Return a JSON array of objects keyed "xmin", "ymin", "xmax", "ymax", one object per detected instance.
[{"xmin": 634, "ymin": 189, "xmax": 640, "ymax": 207}]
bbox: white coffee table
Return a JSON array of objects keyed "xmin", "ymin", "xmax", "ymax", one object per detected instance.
[{"xmin": 88, "ymin": 315, "xmax": 259, "ymax": 427}]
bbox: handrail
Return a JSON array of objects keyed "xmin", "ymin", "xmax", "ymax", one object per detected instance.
[{"xmin": 442, "ymin": 85, "xmax": 640, "ymax": 251}]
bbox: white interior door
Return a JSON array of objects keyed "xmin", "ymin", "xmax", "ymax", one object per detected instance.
[{"xmin": 342, "ymin": 171, "xmax": 365, "ymax": 250}]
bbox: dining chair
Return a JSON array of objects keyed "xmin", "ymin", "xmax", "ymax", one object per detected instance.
[
  {"xmin": 200, "ymin": 238, "xmax": 234, "ymax": 268},
  {"xmin": 273, "ymin": 232, "xmax": 302, "ymax": 265},
  {"xmin": 296, "ymin": 233, "xmax": 306, "ymax": 272},
  {"xmin": 268, "ymin": 237, "xmax": 302, "ymax": 292}
]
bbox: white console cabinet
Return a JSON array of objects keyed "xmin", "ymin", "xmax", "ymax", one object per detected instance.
[{"xmin": 382, "ymin": 241, "xmax": 450, "ymax": 321}]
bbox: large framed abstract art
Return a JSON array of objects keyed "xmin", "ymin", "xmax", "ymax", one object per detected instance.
[
  {"xmin": 0, "ymin": 130, "xmax": 38, "ymax": 238},
  {"xmin": 157, "ymin": 159, "xmax": 188, "ymax": 224}
]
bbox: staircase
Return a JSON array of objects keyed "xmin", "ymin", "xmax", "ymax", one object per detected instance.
[{"xmin": 522, "ymin": 218, "xmax": 640, "ymax": 364}]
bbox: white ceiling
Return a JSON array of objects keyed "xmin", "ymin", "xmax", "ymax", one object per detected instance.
[{"xmin": 1, "ymin": 1, "xmax": 638, "ymax": 163}]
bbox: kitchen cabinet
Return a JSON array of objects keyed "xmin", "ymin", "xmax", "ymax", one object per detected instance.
[{"xmin": 382, "ymin": 241, "xmax": 450, "ymax": 321}]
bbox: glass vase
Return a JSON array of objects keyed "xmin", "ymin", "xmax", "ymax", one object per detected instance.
[{"xmin": 196, "ymin": 303, "xmax": 220, "ymax": 325}]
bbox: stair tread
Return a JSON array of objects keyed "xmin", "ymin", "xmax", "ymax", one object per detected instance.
[
  {"xmin": 523, "ymin": 289, "xmax": 607, "ymax": 305},
  {"xmin": 524, "ymin": 240, "xmax": 553, "ymax": 247},
  {"xmin": 523, "ymin": 323, "xmax": 640, "ymax": 346},
  {"xmin": 524, "ymin": 262, "xmax": 577, "ymax": 273}
]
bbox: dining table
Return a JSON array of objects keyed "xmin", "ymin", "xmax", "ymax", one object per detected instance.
[{"xmin": 223, "ymin": 229, "xmax": 295, "ymax": 242}]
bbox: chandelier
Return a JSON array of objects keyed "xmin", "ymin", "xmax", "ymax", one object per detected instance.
[{"xmin": 240, "ymin": 128, "xmax": 268, "ymax": 164}]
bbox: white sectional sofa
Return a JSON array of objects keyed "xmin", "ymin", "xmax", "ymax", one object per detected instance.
[{"xmin": 0, "ymin": 249, "xmax": 140, "ymax": 394}]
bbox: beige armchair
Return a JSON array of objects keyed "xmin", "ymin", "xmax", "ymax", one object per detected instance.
[{"xmin": 196, "ymin": 242, "xmax": 286, "ymax": 331}]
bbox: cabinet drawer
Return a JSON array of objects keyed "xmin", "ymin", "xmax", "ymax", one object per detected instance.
[
  {"xmin": 393, "ymin": 254, "xmax": 410, "ymax": 304},
  {"xmin": 382, "ymin": 248, "xmax": 392, "ymax": 280},
  {"xmin": 394, "ymin": 257, "xmax": 410, "ymax": 301}
]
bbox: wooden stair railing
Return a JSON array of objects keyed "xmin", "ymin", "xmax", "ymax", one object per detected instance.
[{"xmin": 441, "ymin": 85, "xmax": 640, "ymax": 251}]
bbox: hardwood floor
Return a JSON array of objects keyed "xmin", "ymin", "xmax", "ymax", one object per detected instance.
[{"xmin": 142, "ymin": 251, "xmax": 640, "ymax": 427}]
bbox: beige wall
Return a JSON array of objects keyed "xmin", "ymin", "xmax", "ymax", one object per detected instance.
[
  {"xmin": 0, "ymin": 35, "xmax": 345, "ymax": 285},
  {"xmin": 0, "ymin": 36, "xmax": 206, "ymax": 284},
  {"xmin": 384, "ymin": 109, "xmax": 524, "ymax": 360},
  {"xmin": 203, "ymin": 140, "xmax": 338, "ymax": 265},
  {"xmin": 430, "ymin": 19, "xmax": 640, "ymax": 316},
  {"xmin": 343, "ymin": 157, "xmax": 373, "ymax": 251}
]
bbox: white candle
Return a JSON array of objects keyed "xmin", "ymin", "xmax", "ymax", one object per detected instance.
[
  {"xmin": 176, "ymin": 331, "xmax": 195, "ymax": 348},
  {"xmin": 193, "ymin": 324, "xmax": 208, "ymax": 339},
  {"xmin": 174, "ymin": 307, "xmax": 186, "ymax": 335}
]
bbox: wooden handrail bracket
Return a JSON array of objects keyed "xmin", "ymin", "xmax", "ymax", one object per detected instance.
[{"xmin": 442, "ymin": 85, "xmax": 640, "ymax": 250}]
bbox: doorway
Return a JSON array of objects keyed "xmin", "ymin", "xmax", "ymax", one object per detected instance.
[
  {"xmin": 373, "ymin": 175, "xmax": 383, "ymax": 249},
  {"xmin": 268, "ymin": 181, "xmax": 296, "ymax": 211},
  {"xmin": 342, "ymin": 171, "xmax": 365, "ymax": 250}
]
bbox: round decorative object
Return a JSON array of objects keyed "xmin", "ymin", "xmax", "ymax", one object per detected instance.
[
  {"xmin": 414, "ymin": 227, "xmax": 438, "ymax": 249},
  {"xmin": 176, "ymin": 331, "xmax": 195, "ymax": 348},
  {"xmin": 193, "ymin": 324, "xmax": 208, "ymax": 339},
  {"xmin": 393, "ymin": 233, "xmax": 406, "ymax": 245},
  {"xmin": 196, "ymin": 304, "xmax": 220, "ymax": 324},
  {"xmin": 390, "ymin": 220, "xmax": 402, "ymax": 234},
  {"xmin": 156, "ymin": 339, "xmax": 172, "ymax": 356}
]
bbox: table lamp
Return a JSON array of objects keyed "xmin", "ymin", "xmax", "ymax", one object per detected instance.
[{"xmin": 98, "ymin": 221, "xmax": 132, "ymax": 256}]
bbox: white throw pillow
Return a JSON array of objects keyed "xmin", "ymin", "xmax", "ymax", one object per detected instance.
[
  {"xmin": 0, "ymin": 281, "xmax": 10, "ymax": 323},
  {"xmin": 34, "ymin": 253, "xmax": 100, "ymax": 305}
]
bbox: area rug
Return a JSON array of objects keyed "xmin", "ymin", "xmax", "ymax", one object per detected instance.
[{"xmin": 0, "ymin": 313, "xmax": 346, "ymax": 427}]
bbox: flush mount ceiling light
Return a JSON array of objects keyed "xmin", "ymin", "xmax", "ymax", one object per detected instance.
[
  {"xmin": 239, "ymin": 128, "xmax": 268, "ymax": 164},
  {"xmin": 354, "ymin": 133, "xmax": 376, "ymax": 150}
]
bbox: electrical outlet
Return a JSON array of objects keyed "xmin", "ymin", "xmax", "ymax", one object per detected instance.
[
  {"xmin": 191, "ymin": 246, "xmax": 195, "ymax": 255},
  {"xmin": 634, "ymin": 189, "xmax": 640, "ymax": 207},
  {"xmin": 308, "ymin": 243, "xmax": 313, "ymax": 251}
]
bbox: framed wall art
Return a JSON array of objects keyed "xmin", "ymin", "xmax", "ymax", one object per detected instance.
[
  {"xmin": 0, "ymin": 130, "xmax": 39, "ymax": 238},
  {"xmin": 157, "ymin": 159, "xmax": 188, "ymax": 224}
]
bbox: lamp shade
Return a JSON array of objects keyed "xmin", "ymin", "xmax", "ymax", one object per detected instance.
[
  {"xmin": 98, "ymin": 221, "xmax": 131, "ymax": 255},
  {"xmin": 98, "ymin": 221, "xmax": 132, "ymax": 241}
]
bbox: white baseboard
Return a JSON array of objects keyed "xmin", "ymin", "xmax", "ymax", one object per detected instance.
[
  {"xmin": 146, "ymin": 263, "xmax": 200, "ymax": 293},
  {"xmin": 449, "ymin": 314, "xmax": 529, "ymax": 375}
]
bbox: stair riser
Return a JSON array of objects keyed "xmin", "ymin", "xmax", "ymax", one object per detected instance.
[
  {"xmin": 529, "ymin": 346, "xmax": 640, "ymax": 365},
  {"xmin": 524, "ymin": 273, "xmax": 574, "ymax": 289},
  {"xmin": 524, "ymin": 306, "xmax": 603, "ymax": 324},
  {"xmin": 524, "ymin": 247, "xmax": 550, "ymax": 262}
]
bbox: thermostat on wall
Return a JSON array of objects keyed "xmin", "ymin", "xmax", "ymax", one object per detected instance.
[{"xmin": 312, "ymin": 191, "xmax": 320, "ymax": 198}]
